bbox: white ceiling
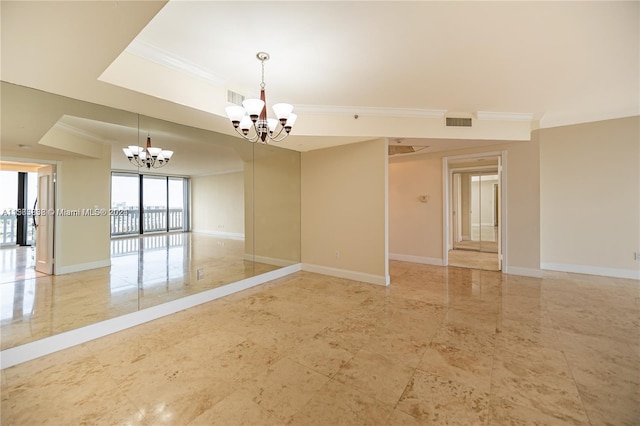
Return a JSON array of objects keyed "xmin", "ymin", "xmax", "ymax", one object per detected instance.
[
  {"xmin": 1, "ymin": 1, "xmax": 638, "ymax": 156},
  {"xmin": 58, "ymin": 115, "xmax": 247, "ymax": 177}
]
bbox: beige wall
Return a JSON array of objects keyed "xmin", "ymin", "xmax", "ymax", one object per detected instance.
[
  {"xmin": 301, "ymin": 139, "xmax": 388, "ymax": 283},
  {"xmin": 540, "ymin": 116, "xmax": 640, "ymax": 277},
  {"xmin": 244, "ymin": 145, "xmax": 302, "ymax": 266},
  {"xmin": 388, "ymin": 154, "xmax": 442, "ymax": 260},
  {"xmin": 55, "ymin": 144, "xmax": 112, "ymax": 271},
  {"xmin": 389, "ymin": 138, "xmax": 541, "ymax": 274},
  {"xmin": 254, "ymin": 145, "xmax": 301, "ymax": 265},
  {"xmin": 1, "ymin": 145, "xmax": 112, "ymax": 273},
  {"xmin": 191, "ymin": 171, "xmax": 244, "ymax": 237},
  {"xmin": 505, "ymin": 133, "xmax": 540, "ymax": 271}
]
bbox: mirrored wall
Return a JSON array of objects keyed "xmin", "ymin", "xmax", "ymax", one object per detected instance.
[{"xmin": 0, "ymin": 82, "xmax": 301, "ymax": 350}]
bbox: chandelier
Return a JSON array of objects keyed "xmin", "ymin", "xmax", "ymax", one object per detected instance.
[
  {"xmin": 122, "ymin": 134, "xmax": 174, "ymax": 169},
  {"xmin": 225, "ymin": 52, "xmax": 297, "ymax": 144}
]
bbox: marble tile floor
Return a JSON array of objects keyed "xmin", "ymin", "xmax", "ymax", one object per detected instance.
[
  {"xmin": 2, "ymin": 261, "xmax": 638, "ymax": 425},
  {"xmin": 0, "ymin": 245, "xmax": 46, "ymax": 283},
  {"xmin": 0, "ymin": 233, "xmax": 281, "ymax": 350},
  {"xmin": 448, "ymin": 249, "xmax": 500, "ymax": 271}
]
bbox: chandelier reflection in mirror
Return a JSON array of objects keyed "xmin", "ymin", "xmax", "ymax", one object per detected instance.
[
  {"xmin": 225, "ymin": 52, "xmax": 297, "ymax": 144},
  {"xmin": 122, "ymin": 134, "xmax": 174, "ymax": 169}
]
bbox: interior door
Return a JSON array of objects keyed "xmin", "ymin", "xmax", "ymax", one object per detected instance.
[{"xmin": 35, "ymin": 165, "xmax": 55, "ymax": 274}]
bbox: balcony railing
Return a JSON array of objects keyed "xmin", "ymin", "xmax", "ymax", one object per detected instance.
[
  {"xmin": 0, "ymin": 214, "xmax": 35, "ymax": 246},
  {"xmin": 111, "ymin": 232, "xmax": 186, "ymax": 256},
  {"xmin": 2, "ymin": 209, "xmax": 184, "ymax": 242},
  {"xmin": 111, "ymin": 208, "xmax": 184, "ymax": 236}
]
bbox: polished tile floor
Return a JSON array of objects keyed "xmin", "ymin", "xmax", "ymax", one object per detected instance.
[
  {"xmin": 0, "ymin": 233, "xmax": 280, "ymax": 350},
  {"xmin": 2, "ymin": 261, "xmax": 638, "ymax": 425},
  {"xmin": 448, "ymin": 249, "xmax": 500, "ymax": 271}
]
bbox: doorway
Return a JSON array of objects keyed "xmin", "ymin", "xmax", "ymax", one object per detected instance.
[
  {"xmin": 452, "ymin": 171, "xmax": 499, "ymax": 253},
  {"xmin": 443, "ymin": 153, "xmax": 505, "ymax": 271},
  {"xmin": 0, "ymin": 161, "xmax": 56, "ymax": 280}
]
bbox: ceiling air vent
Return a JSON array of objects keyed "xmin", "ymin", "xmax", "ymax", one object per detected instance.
[
  {"xmin": 446, "ymin": 117, "xmax": 472, "ymax": 127},
  {"xmin": 388, "ymin": 146, "xmax": 428, "ymax": 156},
  {"xmin": 227, "ymin": 90, "xmax": 245, "ymax": 106}
]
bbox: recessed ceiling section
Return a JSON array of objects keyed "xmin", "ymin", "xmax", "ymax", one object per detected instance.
[
  {"xmin": 0, "ymin": 161, "xmax": 46, "ymax": 172},
  {"xmin": 99, "ymin": 49, "xmax": 228, "ymax": 118},
  {"xmin": 388, "ymin": 145, "xmax": 428, "ymax": 156},
  {"xmin": 390, "ymin": 138, "xmax": 522, "ymax": 155},
  {"xmin": 126, "ymin": 39, "xmax": 226, "ymax": 87},
  {"xmin": 38, "ymin": 115, "xmax": 247, "ymax": 177},
  {"xmin": 59, "ymin": 1, "xmax": 638, "ymax": 151}
]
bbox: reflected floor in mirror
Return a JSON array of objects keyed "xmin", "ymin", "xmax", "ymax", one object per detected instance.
[
  {"xmin": 1, "ymin": 261, "xmax": 638, "ymax": 425},
  {"xmin": 448, "ymin": 249, "xmax": 500, "ymax": 271},
  {"xmin": 0, "ymin": 233, "xmax": 280, "ymax": 350}
]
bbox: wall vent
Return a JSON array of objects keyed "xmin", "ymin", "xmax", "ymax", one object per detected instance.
[
  {"xmin": 227, "ymin": 90, "xmax": 245, "ymax": 106},
  {"xmin": 446, "ymin": 117, "xmax": 473, "ymax": 127}
]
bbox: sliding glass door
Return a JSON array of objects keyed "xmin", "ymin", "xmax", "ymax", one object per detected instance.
[
  {"xmin": 142, "ymin": 176, "xmax": 168, "ymax": 233},
  {"xmin": 0, "ymin": 171, "xmax": 18, "ymax": 246},
  {"xmin": 168, "ymin": 177, "xmax": 185, "ymax": 231},
  {"xmin": 111, "ymin": 173, "xmax": 140, "ymax": 236},
  {"xmin": 111, "ymin": 173, "xmax": 188, "ymax": 236},
  {"xmin": 0, "ymin": 171, "xmax": 38, "ymax": 246}
]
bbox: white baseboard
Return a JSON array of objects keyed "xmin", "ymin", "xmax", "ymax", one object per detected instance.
[
  {"xmin": 192, "ymin": 230, "xmax": 245, "ymax": 240},
  {"xmin": 243, "ymin": 254, "xmax": 298, "ymax": 267},
  {"xmin": 302, "ymin": 263, "xmax": 389, "ymax": 286},
  {"xmin": 541, "ymin": 262, "xmax": 640, "ymax": 280},
  {"xmin": 505, "ymin": 266, "xmax": 543, "ymax": 278},
  {"xmin": 55, "ymin": 259, "xmax": 111, "ymax": 275},
  {"xmin": 389, "ymin": 253, "xmax": 444, "ymax": 266},
  {"xmin": 1, "ymin": 263, "xmax": 302, "ymax": 369}
]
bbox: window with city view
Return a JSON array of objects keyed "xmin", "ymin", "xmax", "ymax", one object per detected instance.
[
  {"xmin": 0, "ymin": 171, "xmax": 37, "ymax": 246},
  {"xmin": 110, "ymin": 173, "xmax": 188, "ymax": 236}
]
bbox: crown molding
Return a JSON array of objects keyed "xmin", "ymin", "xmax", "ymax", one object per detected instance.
[
  {"xmin": 476, "ymin": 111, "xmax": 534, "ymax": 121},
  {"xmin": 54, "ymin": 122, "xmax": 109, "ymax": 144},
  {"xmin": 538, "ymin": 108, "xmax": 640, "ymax": 129},
  {"xmin": 126, "ymin": 39, "xmax": 225, "ymax": 86},
  {"xmin": 295, "ymin": 106, "xmax": 537, "ymax": 122},
  {"xmin": 294, "ymin": 104, "xmax": 447, "ymax": 119},
  {"xmin": 192, "ymin": 168, "xmax": 245, "ymax": 178}
]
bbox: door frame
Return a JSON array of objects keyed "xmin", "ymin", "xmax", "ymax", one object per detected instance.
[
  {"xmin": 35, "ymin": 164, "xmax": 56, "ymax": 274},
  {"xmin": 449, "ymin": 166, "xmax": 499, "ymax": 249},
  {"xmin": 3, "ymin": 157, "xmax": 61, "ymax": 275},
  {"xmin": 442, "ymin": 151, "xmax": 507, "ymax": 271}
]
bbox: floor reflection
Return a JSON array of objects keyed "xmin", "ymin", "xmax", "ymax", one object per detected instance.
[
  {"xmin": 0, "ymin": 233, "xmax": 280, "ymax": 350},
  {"xmin": 2, "ymin": 262, "xmax": 638, "ymax": 424}
]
